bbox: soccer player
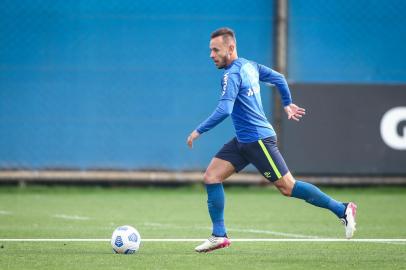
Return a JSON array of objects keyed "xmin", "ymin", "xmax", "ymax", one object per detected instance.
[{"xmin": 186, "ymin": 27, "xmax": 357, "ymax": 253}]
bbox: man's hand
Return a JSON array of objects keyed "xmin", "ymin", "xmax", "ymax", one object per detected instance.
[
  {"xmin": 284, "ymin": 103, "xmax": 306, "ymax": 121},
  {"xmin": 187, "ymin": 130, "xmax": 200, "ymax": 149}
]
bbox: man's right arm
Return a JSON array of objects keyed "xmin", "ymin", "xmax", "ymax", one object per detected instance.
[
  {"xmin": 195, "ymin": 99, "xmax": 234, "ymax": 134},
  {"xmin": 195, "ymin": 72, "xmax": 240, "ymax": 135},
  {"xmin": 187, "ymin": 72, "xmax": 240, "ymax": 148}
]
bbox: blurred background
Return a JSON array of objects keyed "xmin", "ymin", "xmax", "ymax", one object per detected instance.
[{"xmin": 1, "ymin": 0, "xmax": 405, "ymax": 184}]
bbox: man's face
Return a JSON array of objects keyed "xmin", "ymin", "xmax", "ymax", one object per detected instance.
[{"xmin": 209, "ymin": 36, "xmax": 230, "ymax": 69}]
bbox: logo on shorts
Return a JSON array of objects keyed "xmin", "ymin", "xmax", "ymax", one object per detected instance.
[{"xmin": 264, "ymin": 171, "xmax": 271, "ymax": 178}]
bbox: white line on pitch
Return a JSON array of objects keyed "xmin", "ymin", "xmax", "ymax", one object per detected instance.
[
  {"xmin": 228, "ymin": 228, "xmax": 318, "ymax": 238},
  {"xmin": 53, "ymin": 214, "xmax": 91, "ymax": 221},
  {"xmin": 1, "ymin": 238, "xmax": 406, "ymax": 243},
  {"xmin": 141, "ymin": 223, "xmax": 405, "ymax": 245},
  {"xmin": 144, "ymin": 222, "xmax": 318, "ymax": 239},
  {"xmin": 0, "ymin": 239, "xmax": 110, "ymax": 242}
]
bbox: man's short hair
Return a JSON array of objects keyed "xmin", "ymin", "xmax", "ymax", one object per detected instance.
[{"xmin": 211, "ymin": 27, "xmax": 236, "ymax": 44}]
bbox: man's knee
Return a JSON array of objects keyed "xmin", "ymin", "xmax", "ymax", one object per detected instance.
[
  {"xmin": 203, "ymin": 158, "xmax": 235, "ymax": 184},
  {"xmin": 277, "ymin": 185, "xmax": 292, "ymax": 197},
  {"xmin": 203, "ymin": 170, "xmax": 222, "ymax": 184},
  {"xmin": 274, "ymin": 173, "xmax": 295, "ymax": 197}
]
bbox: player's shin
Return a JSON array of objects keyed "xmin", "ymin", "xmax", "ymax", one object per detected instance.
[
  {"xmin": 291, "ymin": 180, "xmax": 346, "ymax": 218},
  {"xmin": 205, "ymin": 183, "xmax": 227, "ymax": 237}
]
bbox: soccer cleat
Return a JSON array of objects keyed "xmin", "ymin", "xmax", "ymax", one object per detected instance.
[
  {"xmin": 340, "ymin": 202, "xmax": 357, "ymax": 239},
  {"xmin": 195, "ymin": 235, "xmax": 231, "ymax": 253}
]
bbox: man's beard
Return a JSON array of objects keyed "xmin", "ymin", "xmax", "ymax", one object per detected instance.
[{"xmin": 217, "ymin": 57, "xmax": 228, "ymax": 69}]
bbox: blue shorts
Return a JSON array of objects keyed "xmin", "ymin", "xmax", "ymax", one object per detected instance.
[{"xmin": 215, "ymin": 136, "xmax": 289, "ymax": 182}]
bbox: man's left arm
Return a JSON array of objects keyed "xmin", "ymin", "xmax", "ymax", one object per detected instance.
[{"xmin": 258, "ymin": 64, "xmax": 305, "ymax": 121}]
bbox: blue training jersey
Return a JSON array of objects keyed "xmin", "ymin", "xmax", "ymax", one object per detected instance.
[{"xmin": 196, "ymin": 58, "xmax": 292, "ymax": 143}]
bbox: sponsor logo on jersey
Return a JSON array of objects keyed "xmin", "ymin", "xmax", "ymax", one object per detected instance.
[
  {"xmin": 247, "ymin": 87, "xmax": 259, "ymax": 96},
  {"xmin": 221, "ymin": 72, "xmax": 229, "ymax": 96},
  {"xmin": 242, "ymin": 63, "xmax": 260, "ymax": 97}
]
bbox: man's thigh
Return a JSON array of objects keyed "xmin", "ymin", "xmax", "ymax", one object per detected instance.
[
  {"xmin": 204, "ymin": 137, "xmax": 250, "ymax": 183},
  {"xmin": 241, "ymin": 136, "xmax": 289, "ymax": 182},
  {"xmin": 214, "ymin": 137, "xmax": 250, "ymax": 173},
  {"xmin": 204, "ymin": 157, "xmax": 236, "ymax": 183}
]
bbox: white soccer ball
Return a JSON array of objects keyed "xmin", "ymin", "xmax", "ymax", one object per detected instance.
[{"xmin": 111, "ymin": 225, "xmax": 141, "ymax": 254}]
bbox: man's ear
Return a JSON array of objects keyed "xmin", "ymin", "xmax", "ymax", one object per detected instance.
[{"xmin": 229, "ymin": 44, "xmax": 235, "ymax": 55}]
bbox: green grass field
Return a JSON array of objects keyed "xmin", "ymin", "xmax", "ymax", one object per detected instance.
[{"xmin": 1, "ymin": 185, "xmax": 405, "ymax": 270}]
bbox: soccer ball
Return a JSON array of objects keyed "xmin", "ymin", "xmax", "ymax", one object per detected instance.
[{"xmin": 111, "ymin": 225, "xmax": 141, "ymax": 254}]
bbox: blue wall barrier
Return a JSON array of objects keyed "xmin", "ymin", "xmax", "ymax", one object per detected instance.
[
  {"xmin": 0, "ymin": 0, "xmax": 273, "ymax": 170},
  {"xmin": 2, "ymin": 0, "xmax": 404, "ymax": 172},
  {"xmin": 288, "ymin": 0, "xmax": 406, "ymax": 83}
]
